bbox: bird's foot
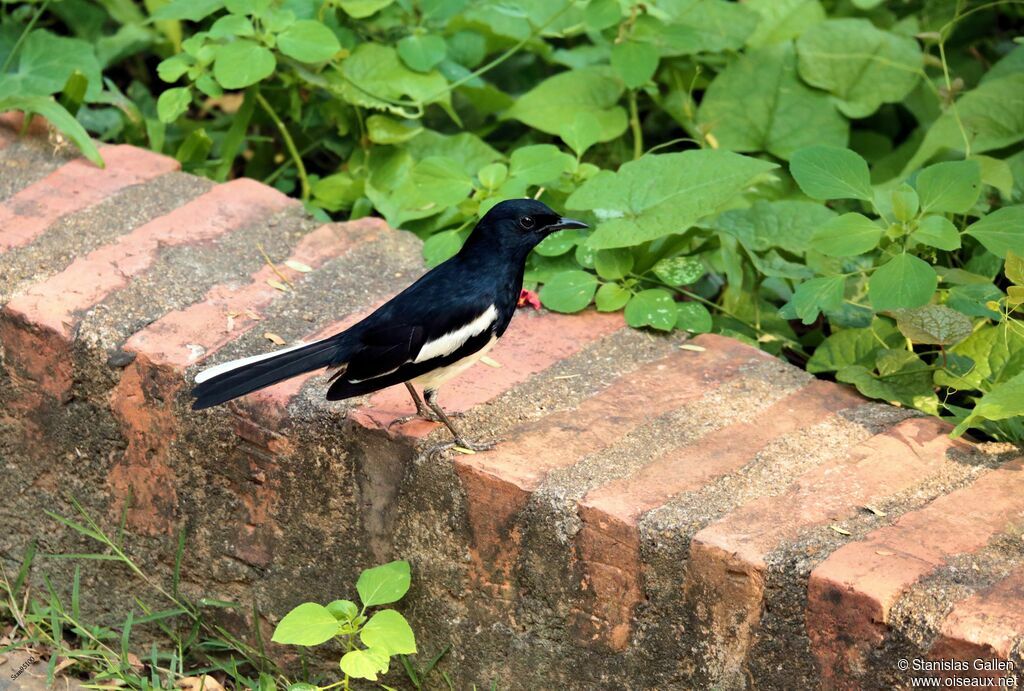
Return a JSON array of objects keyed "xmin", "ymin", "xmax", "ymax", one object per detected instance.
[
  {"xmin": 425, "ymin": 437, "xmax": 495, "ymax": 459},
  {"xmin": 387, "ymin": 407, "xmax": 441, "ymax": 429}
]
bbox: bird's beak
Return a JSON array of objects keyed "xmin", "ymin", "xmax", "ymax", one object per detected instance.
[{"xmin": 548, "ymin": 217, "xmax": 588, "ymax": 232}]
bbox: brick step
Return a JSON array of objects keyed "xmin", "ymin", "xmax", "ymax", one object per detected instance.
[{"xmin": 1, "ymin": 115, "xmax": 1021, "ymax": 691}]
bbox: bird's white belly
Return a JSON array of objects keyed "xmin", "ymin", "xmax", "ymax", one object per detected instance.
[{"xmin": 412, "ymin": 336, "xmax": 497, "ymax": 390}]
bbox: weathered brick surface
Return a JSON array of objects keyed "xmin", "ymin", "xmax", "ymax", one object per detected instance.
[{"xmin": 1, "ymin": 115, "xmax": 1022, "ymax": 691}]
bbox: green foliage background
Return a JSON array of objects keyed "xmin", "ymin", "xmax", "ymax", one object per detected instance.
[{"xmin": 1, "ymin": 0, "xmax": 1023, "ymax": 440}]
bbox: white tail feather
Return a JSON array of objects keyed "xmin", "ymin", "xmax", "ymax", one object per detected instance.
[{"xmin": 194, "ymin": 340, "xmax": 310, "ymax": 384}]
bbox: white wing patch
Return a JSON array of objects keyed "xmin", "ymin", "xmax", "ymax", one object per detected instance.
[
  {"xmin": 413, "ymin": 305, "xmax": 498, "ymax": 364},
  {"xmin": 194, "ymin": 340, "xmax": 309, "ymax": 384}
]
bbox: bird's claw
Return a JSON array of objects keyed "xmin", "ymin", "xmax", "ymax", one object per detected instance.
[
  {"xmin": 387, "ymin": 408, "xmax": 440, "ymax": 429},
  {"xmin": 425, "ymin": 437, "xmax": 495, "ymax": 459}
]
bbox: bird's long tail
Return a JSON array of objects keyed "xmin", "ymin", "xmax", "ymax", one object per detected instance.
[{"xmin": 191, "ymin": 336, "xmax": 344, "ymax": 410}]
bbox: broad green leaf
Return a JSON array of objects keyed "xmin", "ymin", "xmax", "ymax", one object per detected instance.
[
  {"xmin": 357, "ymin": 561, "xmax": 411, "ymax": 607},
  {"xmin": 277, "ymin": 20, "xmax": 341, "ymax": 63},
  {"xmin": 157, "ymin": 87, "xmax": 191, "ymax": 123},
  {"xmin": 0, "ymin": 96, "xmax": 103, "ymax": 167},
  {"xmin": 10, "ymin": 31, "xmax": 103, "ymax": 101},
  {"xmin": 893, "ymin": 305, "xmax": 973, "ymax": 346},
  {"xmin": 651, "ymin": 255, "xmax": 703, "ymax": 286},
  {"xmin": 477, "ymin": 162, "xmax": 507, "ymax": 189},
  {"xmin": 935, "ymin": 322, "xmax": 1024, "ymax": 390},
  {"xmin": 594, "ymin": 249, "xmax": 633, "ymax": 280},
  {"xmin": 595, "ymin": 283, "xmax": 630, "ymax": 312},
  {"xmin": 397, "ymin": 34, "xmax": 447, "ymax": 73},
  {"xmin": 915, "ymin": 160, "xmax": 981, "ymax": 214},
  {"xmin": 891, "ymin": 184, "xmax": 919, "ymax": 223},
  {"xmin": 366, "ymin": 115, "xmax": 422, "ymax": 145},
  {"xmin": 213, "ymin": 41, "xmax": 276, "ymax": 89},
  {"xmin": 1006, "ymin": 251, "xmax": 1024, "ymax": 286},
  {"xmin": 210, "ymin": 15, "xmax": 255, "ymax": 39},
  {"xmin": 558, "ymin": 112, "xmax": 603, "ymax": 157},
  {"xmin": 567, "ymin": 150, "xmax": 778, "ymax": 249},
  {"xmin": 313, "ymin": 173, "xmax": 362, "ymax": 211},
  {"xmin": 405, "ymin": 131, "xmax": 500, "ymax": 174},
  {"xmin": 422, "ymin": 229, "xmax": 465, "ymax": 267},
  {"xmin": 631, "ymin": 0, "xmax": 757, "ymax": 56},
  {"xmin": 539, "ymin": 270, "xmax": 598, "ymax": 313},
  {"xmin": 157, "ymin": 55, "xmax": 191, "ymax": 83},
  {"xmin": 902, "ymin": 74, "xmax": 1024, "ymax": 173},
  {"xmin": 786, "ymin": 275, "xmax": 845, "ymax": 325},
  {"xmin": 837, "ymin": 351, "xmax": 938, "ymax": 413},
  {"xmin": 625, "ymin": 289, "xmax": 677, "ymax": 331},
  {"xmin": 868, "ymin": 253, "xmax": 937, "ymax": 311},
  {"xmin": 339, "ymin": 648, "xmax": 390, "ymax": 681},
  {"xmin": 806, "ymin": 319, "xmax": 902, "ymax": 373},
  {"xmin": 913, "ymin": 215, "xmax": 960, "ymax": 251},
  {"xmin": 271, "ymin": 603, "xmax": 339, "ymax": 646},
  {"xmin": 151, "ymin": 0, "xmax": 224, "ymax": 21},
  {"xmin": 946, "ymin": 283, "xmax": 1002, "ymax": 320},
  {"xmin": 745, "ymin": 0, "xmax": 825, "ymax": 47},
  {"xmin": 333, "ymin": 44, "xmax": 449, "ymax": 113},
  {"xmin": 796, "ymin": 18, "xmax": 922, "ymax": 117},
  {"xmin": 964, "ymin": 206, "xmax": 1024, "ymax": 258},
  {"xmin": 697, "ymin": 43, "xmax": 846, "ymax": 160},
  {"xmin": 507, "ymin": 67, "xmax": 627, "ymax": 143},
  {"xmin": 675, "ymin": 302, "xmax": 712, "ymax": 333},
  {"xmin": 611, "ymin": 41, "xmax": 658, "ymax": 89},
  {"xmin": 339, "ymin": 0, "xmax": 395, "ymax": 18},
  {"xmin": 952, "ymin": 372, "xmax": 1024, "ymax": 437},
  {"xmin": 326, "ymin": 600, "xmax": 359, "ymax": 621},
  {"xmin": 360, "ymin": 610, "xmax": 417, "ymax": 655},
  {"xmin": 810, "ymin": 213, "xmax": 882, "ymax": 257},
  {"xmin": 509, "ymin": 145, "xmax": 573, "ymax": 185},
  {"xmin": 534, "ymin": 229, "xmax": 580, "ymax": 257},
  {"xmin": 713, "ymin": 200, "xmax": 836, "ymax": 253},
  {"xmin": 789, "ymin": 146, "xmax": 872, "ymax": 201},
  {"xmin": 973, "ymin": 155, "xmax": 1014, "ymax": 199},
  {"xmin": 391, "ymin": 156, "xmax": 473, "ymax": 224}
]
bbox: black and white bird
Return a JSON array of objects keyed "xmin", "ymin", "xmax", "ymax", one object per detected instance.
[{"xmin": 191, "ymin": 199, "xmax": 587, "ymax": 450}]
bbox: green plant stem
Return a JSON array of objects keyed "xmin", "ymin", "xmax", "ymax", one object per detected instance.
[
  {"xmin": 1, "ymin": 0, "xmax": 50, "ymax": 73},
  {"xmin": 256, "ymin": 92, "xmax": 310, "ymax": 201},
  {"xmin": 628, "ymin": 90, "xmax": 643, "ymax": 160}
]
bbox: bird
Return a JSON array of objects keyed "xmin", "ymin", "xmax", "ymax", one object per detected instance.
[{"xmin": 191, "ymin": 198, "xmax": 588, "ymax": 451}]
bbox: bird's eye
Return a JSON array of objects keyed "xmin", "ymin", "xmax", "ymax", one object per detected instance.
[{"xmin": 519, "ymin": 215, "xmax": 536, "ymax": 230}]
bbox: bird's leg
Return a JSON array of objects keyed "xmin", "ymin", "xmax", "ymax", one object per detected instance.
[
  {"xmin": 424, "ymin": 388, "xmax": 494, "ymax": 452},
  {"xmin": 388, "ymin": 382, "xmax": 441, "ymax": 428}
]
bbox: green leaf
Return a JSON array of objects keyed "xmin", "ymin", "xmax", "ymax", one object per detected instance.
[
  {"xmin": 277, "ymin": 20, "xmax": 341, "ymax": 63},
  {"xmin": 398, "ymin": 34, "xmax": 447, "ymax": 73},
  {"xmin": 157, "ymin": 87, "xmax": 191, "ymax": 123},
  {"xmin": 568, "ymin": 150, "xmax": 778, "ymax": 249},
  {"xmin": 891, "ymin": 184, "xmax": 919, "ymax": 223},
  {"xmin": 332, "ymin": 43, "xmax": 449, "ymax": 113},
  {"xmin": 339, "ymin": 648, "xmax": 390, "ymax": 681},
  {"xmin": 625, "ymin": 289, "xmax": 677, "ymax": 331},
  {"xmin": 539, "ymin": 270, "xmax": 598, "ymax": 313},
  {"xmin": 935, "ymin": 322, "xmax": 1024, "ymax": 390},
  {"xmin": 810, "ymin": 213, "xmax": 882, "ymax": 257},
  {"xmin": 534, "ymin": 229, "xmax": 580, "ymax": 257},
  {"xmin": 611, "ymin": 41, "xmax": 658, "ymax": 89},
  {"xmin": 210, "ymin": 15, "xmax": 255, "ymax": 39},
  {"xmin": 745, "ymin": 0, "xmax": 825, "ymax": 47},
  {"xmin": 837, "ymin": 351, "xmax": 938, "ymax": 413},
  {"xmin": 213, "ymin": 41, "xmax": 276, "ymax": 89},
  {"xmin": 697, "ymin": 42, "xmax": 846, "ymax": 160},
  {"xmin": 558, "ymin": 112, "xmax": 603, "ymax": 157},
  {"xmin": 786, "ymin": 275, "xmax": 845, "ymax": 325},
  {"xmin": 713, "ymin": 200, "xmax": 836, "ymax": 254},
  {"xmin": 422, "ymin": 229, "xmax": 465, "ymax": 267},
  {"xmin": 360, "ymin": 610, "xmax": 417, "ymax": 655},
  {"xmin": 915, "ymin": 160, "xmax": 981, "ymax": 214},
  {"xmin": 913, "ymin": 215, "xmax": 961, "ymax": 251},
  {"xmin": 338, "ymin": 0, "xmax": 395, "ymax": 18},
  {"xmin": 391, "ymin": 157, "xmax": 473, "ymax": 224},
  {"xmin": 789, "ymin": 146, "xmax": 872, "ymax": 201},
  {"xmin": 271, "ymin": 603, "xmax": 339, "ymax": 646},
  {"xmin": 868, "ymin": 254, "xmax": 937, "ymax": 311},
  {"xmin": 366, "ymin": 115, "xmax": 422, "ymax": 145},
  {"xmin": 631, "ymin": 0, "xmax": 757, "ymax": 56},
  {"xmin": 157, "ymin": 55, "xmax": 191, "ymax": 83},
  {"xmin": 796, "ymin": 18, "xmax": 922, "ymax": 117},
  {"xmin": 952, "ymin": 371, "xmax": 1024, "ymax": 437},
  {"xmin": 806, "ymin": 319, "xmax": 902, "ymax": 373},
  {"xmin": 0, "ymin": 96, "xmax": 103, "ymax": 167},
  {"xmin": 594, "ymin": 249, "xmax": 633, "ymax": 280},
  {"xmin": 357, "ymin": 561, "xmax": 411, "ymax": 607},
  {"xmin": 964, "ymin": 206, "xmax": 1024, "ymax": 258},
  {"xmin": 892, "ymin": 305, "xmax": 973, "ymax": 346},
  {"xmin": 675, "ymin": 302, "xmax": 712, "ymax": 333},
  {"xmin": 9, "ymin": 30, "xmax": 103, "ymax": 102},
  {"xmin": 507, "ymin": 67, "xmax": 627, "ymax": 143},
  {"xmin": 595, "ymin": 283, "xmax": 630, "ymax": 312},
  {"xmin": 1006, "ymin": 251, "xmax": 1024, "ymax": 286},
  {"xmin": 509, "ymin": 145, "xmax": 573, "ymax": 185},
  {"xmin": 313, "ymin": 173, "xmax": 362, "ymax": 211},
  {"xmin": 651, "ymin": 255, "xmax": 704, "ymax": 286},
  {"xmin": 326, "ymin": 600, "xmax": 359, "ymax": 621},
  {"xmin": 151, "ymin": 0, "xmax": 224, "ymax": 21}
]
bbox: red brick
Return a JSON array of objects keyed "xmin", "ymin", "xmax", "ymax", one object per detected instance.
[
  {"xmin": 0, "ymin": 179, "xmax": 294, "ymax": 410},
  {"xmin": 0, "ymin": 111, "xmax": 50, "ymax": 139},
  {"xmin": 684, "ymin": 416, "xmax": 971, "ymax": 681},
  {"xmin": 575, "ymin": 379, "xmax": 864, "ymax": 649},
  {"xmin": 454, "ymin": 335, "xmax": 771, "ymax": 601},
  {"xmin": 0, "ymin": 145, "xmax": 179, "ymax": 254},
  {"xmin": 807, "ymin": 457, "xmax": 1024, "ymax": 686},
  {"xmin": 931, "ymin": 565, "xmax": 1024, "ymax": 667}
]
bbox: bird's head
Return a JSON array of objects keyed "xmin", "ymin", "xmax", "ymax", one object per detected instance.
[{"xmin": 464, "ymin": 199, "xmax": 588, "ymax": 256}]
